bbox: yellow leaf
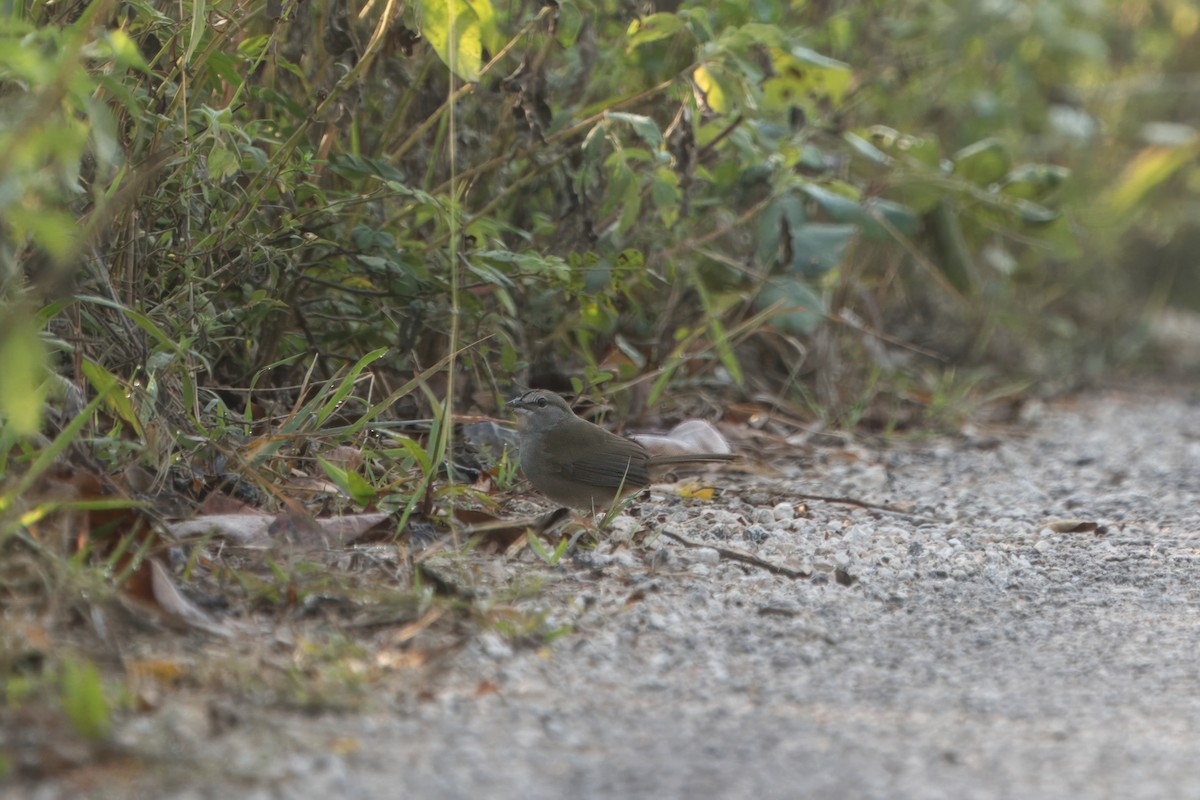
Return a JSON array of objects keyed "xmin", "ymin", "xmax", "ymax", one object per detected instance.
[
  {"xmin": 694, "ymin": 65, "xmax": 729, "ymax": 114},
  {"xmin": 677, "ymin": 482, "xmax": 716, "ymax": 501},
  {"xmin": 1106, "ymin": 144, "xmax": 1198, "ymax": 215},
  {"xmin": 417, "ymin": 0, "xmax": 482, "ymax": 82},
  {"xmin": 465, "ymin": 0, "xmax": 503, "ymax": 54},
  {"xmin": 128, "ymin": 659, "xmax": 186, "ymax": 684}
]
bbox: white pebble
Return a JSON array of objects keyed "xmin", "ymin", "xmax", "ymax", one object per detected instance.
[
  {"xmin": 772, "ymin": 502, "xmax": 796, "ymax": 521},
  {"xmin": 607, "ymin": 516, "xmax": 641, "ymax": 543}
]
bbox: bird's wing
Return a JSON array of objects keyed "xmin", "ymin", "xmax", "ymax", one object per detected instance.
[{"xmin": 546, "ymin": 431, "xmax": 651, "ymax": 489}]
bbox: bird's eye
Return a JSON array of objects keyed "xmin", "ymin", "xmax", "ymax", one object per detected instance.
[{"xmin": 536, "ymin": 396, "xmax": 547, "ymax": 408}]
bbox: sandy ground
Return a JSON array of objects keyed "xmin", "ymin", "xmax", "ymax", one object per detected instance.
[{"xmin": 13, "ymin": 384, "xmax": 1200, "ymax": 800}]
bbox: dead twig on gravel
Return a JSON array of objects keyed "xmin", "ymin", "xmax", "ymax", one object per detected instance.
[
  {"xmin": 794, "ymin": 493, "xmax": 947, "ymax": 525},
  {"xmin": 659, "ymin": 529, "xmax": 812, "ymax": 580}
]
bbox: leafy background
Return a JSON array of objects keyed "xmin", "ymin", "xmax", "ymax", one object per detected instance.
[{"xmin": 1, "ymin": 0, "xmax": 1199, "ymax": 779}]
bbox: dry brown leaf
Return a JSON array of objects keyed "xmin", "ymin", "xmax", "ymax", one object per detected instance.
[
  {"xmin": 200, "ymin": 492, "xmax": 255, "ymax": 515},
  {"xmin": 324, "ymin": 445, "xmax": 365, "ymax": 471},
  {"xmin": 268, "ymin": 497, "xmax": 328, "ymax": 547},
  {"xmin": 148, "ymin": 558, "xmax": 232, "ymax": 637}
]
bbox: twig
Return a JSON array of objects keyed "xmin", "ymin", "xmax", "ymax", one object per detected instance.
[
  {"xmin": 659, "ymin": 529, "xmax": 811, "ymax": 580},
  {"xmin": 795, "ymin": 493, "xmax": 947, "ymax": 525}
]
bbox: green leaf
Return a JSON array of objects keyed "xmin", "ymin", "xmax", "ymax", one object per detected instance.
[
  {"xmin": 5, "ymin": 207, "xmax": 81, "ymax": 264},
  {"xmin": 466, "ymin": 0, "xmax": 502, "ymax": 54},
  {"xmin": 718, "ymin": 22, "xmax": 786, "ymax": 52},
  {"xmin": 555, "ymin": 0, "xmax": 584, "ymax": 48},
  {"xmin": 789, "ymin": 223, "xmax": 856, "ymax": 278},
  {"xmin": 651, "ymin": 168, "xmax": 680, "ymax": 227},
  {"xmin": 61, "ymin": 659, "xmax": 111, "ymax": 741},
  {"xmin": 859, "ymin": 126, "xmax": 942, "ymax": 167},
  {"xmin": 607, "ymin": 112, "xmax": 662, "ymax": 150},
  {"xmin": 799, "ymin": 183, "xmax": 861, "ymax": 222},
  {"xmin": 1018, "ymin": 215, "xmax": 1081, "ymax": 259},
  {"xmin": 953, "ymin": 138, "xmax": 1011, "ymax": 186},
  {"xmin": 617, "ymin": 175, "xmax": 642, "ymax": 236},
  {"xmin": 799, "ymin": 185, "xmax": 919, "ymax": 242},
  {"xmin": 1011, "ymin": 198, "xmax": 1059, "ymax": 225},
  {"xmin": 626, "ymin": 13, "xmax": 686, "ymax": 49},
  {"xmin": 859, "ymin": 198, "xmax": 921, "ymax": 241},
  {"xmin": 1001, "ymin": 164, "xmax": 1071, "ymax": 202},
  {"xmin": 694, "ymin": 282, "xmax": 743, "ymax": 386},
  {"xmin": 76, "ymin": 296, "xmax": 186, "ymax": 356},
  {"xmin": 313, "ymin": 348, "xmax": 389, "ymax": 427},
  {"xmin": 105, "ymin": 29, "xmax": 150, "ymax": 72},
  {"xmin": 328, "ymin": 153, "xmax": 408, "ymax": 184},
  {"xmin": 417, "ymin": 0, "xmax": 482, "ymax": 82},
  {"xmin": 207, "ymin": 140, "xmax": 240, "ymax": 180},
  {"xmin": 756, "ymin": 278, "xmax": 825, "ymax": 336},
  {"xmin": 756, "ymin": 193, "xmax": 806, "ymax": 268},
  {"xmin": 184, "ymin": 0, "xmax": 206, "ymax": 65},
  {"xmin": 80, "ymin": 359, "xmax": 145, "ymax": 438},
  {"xmin": 762, "ymin": 45, "xmax": 852, "ymax": 117},
  {"xmin": 790, "ymin": 45, "xmax": 852, "ymax": 73},
  {"xmin": 238, "ymin": 34, "xmax": 272, "ymax": 60},
  {"xmin": 843, "ymin": 131, "xmax": 892, "ymax": 165},
  {"xmin": 317, "ymin": 456, "xmax": 378, "ymax": 506},
  {"xmin": 383, "ymin": 433, "xmax": 434, "ymax": 477},
  {"xmin": 0, "ymin": 310, "xmax": 48, "ymax": 436}
]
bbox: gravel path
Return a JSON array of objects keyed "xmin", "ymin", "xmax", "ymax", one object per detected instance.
[
  {"xmin": 352, "ymin": 386, "xmax": 1200, "ymax": 800},
  {"xmin": 19, "ymin": 385, "xmax": 1200, "ymax": 799}
]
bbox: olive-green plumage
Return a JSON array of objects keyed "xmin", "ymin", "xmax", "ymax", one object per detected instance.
[{"xmin": 508, "ymin": 390, "xmax": 734, "ymax": 510}]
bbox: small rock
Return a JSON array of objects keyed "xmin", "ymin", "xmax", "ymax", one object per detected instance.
[
  {"xmin": 745, "ymin": 524, "xmax": 770, "ymax": 544},
  {"xmin": 607, "ymin": 515, "xmax": 641, "ymax": 543},
  {"xmin": 645, "ymin": 547, "xmax": 673, "ymax": 570},
  {"xmin": 610, "ymin": 550, "xmax": 642, "ymax": 569},
  {"xmin": 479, "ymin": 632, "xmax": 513, "ymax": 660},
  {"xmin": 752, "ymin": 508, "xmax": 775, "ymax": 525}
]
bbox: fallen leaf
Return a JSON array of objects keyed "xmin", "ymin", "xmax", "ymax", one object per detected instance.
[
  {"xmin": 674, "ymin": 482, "xmax": 718, "ymax": 501},
  {"xmin": 200, "ymin": 492, "xmax": 255, "ymax": 515},
  {"xmin": 630, "ymin": 419, "xmax": 733, "ymax": 457},
  {"xmin": 128, "ymin": 659, "xmax": 186, "ymax": 685},
  {"xmin": 147, "ymin": 558, "xmax": 232, "ymax": 637},
  {"xmin": 1045, "ymin": 519, "xmax": 1101, "ymax": 534},
  {"xmin": 170, "ymin": 514, "xmax": 273, "ymax": 547}
]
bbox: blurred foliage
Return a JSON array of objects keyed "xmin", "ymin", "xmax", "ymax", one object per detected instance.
[{"xmin": 0, "ymin": 0, "xmax": 1197, "ymax": 436}]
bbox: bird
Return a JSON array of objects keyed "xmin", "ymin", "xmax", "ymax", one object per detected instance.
[{"xmin": 507, "ymin": 389, "xmax": 735, "ymax": 510}]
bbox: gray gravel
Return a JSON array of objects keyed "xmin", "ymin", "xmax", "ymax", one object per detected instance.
[{"xmin": 18, "ymin": 385, "xmax": 1200, "ymax": 799}]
